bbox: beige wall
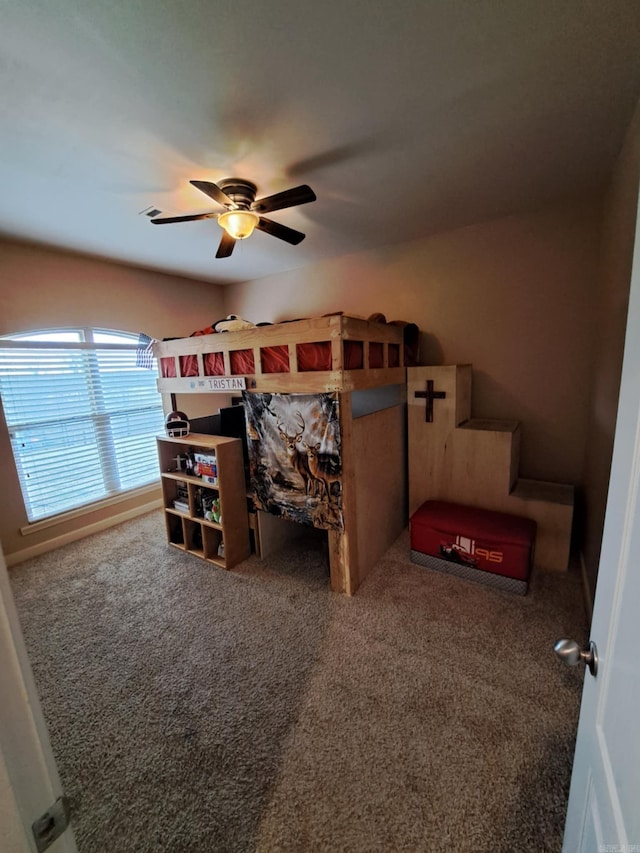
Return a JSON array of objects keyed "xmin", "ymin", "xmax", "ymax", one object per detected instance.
[
  {"xmin": 581, "ymin": 103, "xmax": 640, "ymax": 601},
  {"xmin": 0, "ymin": 239, "xmax": 224, "ymax": 340},
  {"xmin": 0, "ymin": 239, "xmax": 224, "ymax": 562},
  {"xmin": 228, "ymin": 197, "xmax": 602, "ymax": 486}
]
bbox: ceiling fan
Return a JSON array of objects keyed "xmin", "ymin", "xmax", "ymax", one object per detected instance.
[{"xmin": 150, "ymin": 178, "xmax": 316, "ymax": 258}]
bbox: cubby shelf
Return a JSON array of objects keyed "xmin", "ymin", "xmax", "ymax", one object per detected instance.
[{"xmin": 157, "ymin": 432, "xmax": 250, "ymax": 570}]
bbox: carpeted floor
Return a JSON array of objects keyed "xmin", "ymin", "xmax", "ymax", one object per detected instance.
[{"xmin": 9, "ymin": 510, "xmax": 587, "ymax": 853}]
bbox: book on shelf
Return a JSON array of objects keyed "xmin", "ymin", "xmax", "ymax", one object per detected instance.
[
  {"xmin": 173, "ymin": 480, "xmax": 188, "ymax": 511},
  {"xmin": 194, "ymin": 452, "xmax": 218, "ymax": 485}
]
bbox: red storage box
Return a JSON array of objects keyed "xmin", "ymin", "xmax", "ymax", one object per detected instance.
[{"xmin": 410, "ymin": 500, "xmax": 536, "ymax": 594}]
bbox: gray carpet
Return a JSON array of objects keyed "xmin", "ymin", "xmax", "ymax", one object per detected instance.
[{"xmin": 9, "ymin": 511, "xmax": 587, "ymax": 853}]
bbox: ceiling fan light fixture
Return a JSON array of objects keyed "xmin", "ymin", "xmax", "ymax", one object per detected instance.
[
  {"xmin": 153, "ymin": 177, "xmax": 314, "ymax": 258},
  {"xmin": 217, "ymin": 209, "xmax": 259, "ymax": 240}
]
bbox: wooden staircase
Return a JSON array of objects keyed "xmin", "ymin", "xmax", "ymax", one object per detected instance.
[{"xmin": 408, "ymin": 365, "xmax": 574, "ymax": 571}]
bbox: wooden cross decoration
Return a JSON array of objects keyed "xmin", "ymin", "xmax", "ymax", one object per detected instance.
[{"xmin": 414, "ymin": 380, "xmax": 446, "ymax": 422}]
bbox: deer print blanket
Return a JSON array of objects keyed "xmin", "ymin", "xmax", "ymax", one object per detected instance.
[{"xmin": 243, "ymin": 392, "xmax": 343, "ymax": 530}]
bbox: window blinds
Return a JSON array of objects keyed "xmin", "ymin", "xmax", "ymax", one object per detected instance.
[{"xmin": 0, "ymin": 341, "xmax": 164, "ymax": 522}]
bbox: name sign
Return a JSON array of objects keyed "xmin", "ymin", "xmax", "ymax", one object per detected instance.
[{"xmin": 188, "ymin": 376, "xmax": 247, "ymax": 392}]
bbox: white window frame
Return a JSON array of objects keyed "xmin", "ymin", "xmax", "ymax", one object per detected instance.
[{"xmin": 0, "ymin": 327, "xmax": 163, "ymax": 526}]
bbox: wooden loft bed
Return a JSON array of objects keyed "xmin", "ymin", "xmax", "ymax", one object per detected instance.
[
  {"xmin": 153, "ymin": 315, "xmax": 410, "ymax": 595},
  {"xmin": 154, "ymin": 314, "xmax": 407, "ymax": 395}
]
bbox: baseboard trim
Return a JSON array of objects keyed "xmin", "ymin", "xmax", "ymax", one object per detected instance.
[
  {"xmin": 5, "ymin": 500, "xmax": 162, "ymax": 567},
  {"xmin": 579, "ymin": 550, "xmax": 594, "ymax": 625}
]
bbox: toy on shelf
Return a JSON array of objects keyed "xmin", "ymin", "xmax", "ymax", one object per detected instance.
[{"xmin": 202, "ymin": 493, "xmax": 222, "ymax": 524}]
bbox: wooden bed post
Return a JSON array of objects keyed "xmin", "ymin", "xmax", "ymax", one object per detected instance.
[{"xmin": 328, "ymin": 392, "xmax": 359, "ymax": 595}]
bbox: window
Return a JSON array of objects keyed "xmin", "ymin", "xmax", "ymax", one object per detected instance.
[{"xmin": 0, "ymin": 328, "xmax": 164, "ymax": 522}]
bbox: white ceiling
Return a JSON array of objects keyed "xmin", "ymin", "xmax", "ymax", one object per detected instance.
[{"xmin": 1, "ymin": 1, "xmax": 640, "ymax": 286}]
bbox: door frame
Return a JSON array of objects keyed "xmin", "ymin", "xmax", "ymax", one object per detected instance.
[{"xmin": 0, "ymin": 546, "xmax": 77, "ymax": 852}]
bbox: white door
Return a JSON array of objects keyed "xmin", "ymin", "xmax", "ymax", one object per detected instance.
[
  {"xmin": 561, "ymin": 193, "xmax": 640, "ymax": 850},
  {"xmin": 0, "ymin": 546, "xmax": 77, "ymax": 853}
]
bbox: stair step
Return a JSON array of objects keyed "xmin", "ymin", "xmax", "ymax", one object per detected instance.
[
  {"xmin": 511, "ymin": 478, "xmax": 574, "ymax": 506},
  {"xmin": 460, "ymin": 418, "xmax": 520, "ymax": 433},
  {"xmin": 408, "ymin": 365, "xmax": 574, "ymax": 569}
]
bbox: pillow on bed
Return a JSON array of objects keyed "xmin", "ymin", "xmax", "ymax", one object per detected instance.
[{"xmin": 214, "ymin": 315, "xmax": 257, "ymax": 333}]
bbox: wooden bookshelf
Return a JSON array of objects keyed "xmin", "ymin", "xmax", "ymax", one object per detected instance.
[{"xmin": 156, "ymin": 433, "xmax": 250, "ymax": 569}]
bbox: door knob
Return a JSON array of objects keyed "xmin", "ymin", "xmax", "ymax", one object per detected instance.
[{"xmin": 554, "ymin": 638, "xmax": 598, "ymax": 676}]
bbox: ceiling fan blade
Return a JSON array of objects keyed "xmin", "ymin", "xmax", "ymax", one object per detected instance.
[
  {"xmin": 150, "ymin": 212, "xmax": 217, "ymax": 224},
  {"xmin": 252, "ymin": 184, "xmax": 316, "ymax": 214},
  {"xmin": 256, "ymin": 217, "xmax": 306, "ymax": 245},
  {"xmin": 190, "ymin": 180, "xmax": 236, "ymax": 208},
  {"xmin": 216, "ymin": 231, "xmax": 236, "ymax": 258}
]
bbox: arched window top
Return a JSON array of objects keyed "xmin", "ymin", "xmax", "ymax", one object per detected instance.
[{"xmin": 2, "ymin": 327, "xmax": 142, "ymax": 345}]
